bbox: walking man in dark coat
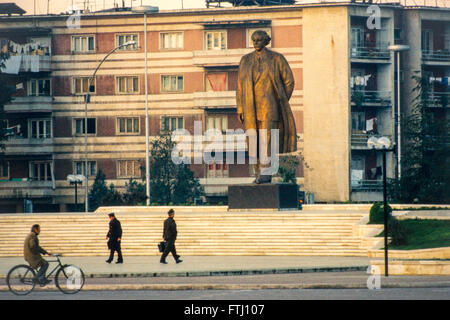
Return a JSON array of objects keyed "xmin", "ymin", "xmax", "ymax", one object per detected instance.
[
  {"xmin": 160, "ymin": 209, "xmax": 182, "ymax": 264},
  {"xmin": 24, "ymin": 224, "xmax": 52, "ymax": 285},
  {"xmin": 106, "ymin": 213, "xmax": 123, "ymax": 264}
]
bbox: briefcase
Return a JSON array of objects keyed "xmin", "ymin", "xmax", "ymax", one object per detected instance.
[{"xmin": 158, "ymin": 241, "xmax": 166, "ymax": 253}]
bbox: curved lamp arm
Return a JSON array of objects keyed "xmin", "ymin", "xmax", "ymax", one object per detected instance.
[
  {"xmin": 86, "ymin": 41, "xmax": 136, "ymax": 97},
  {"xmin": 84, "ymin": 41, "xmax": 136, "ymax": 212}
]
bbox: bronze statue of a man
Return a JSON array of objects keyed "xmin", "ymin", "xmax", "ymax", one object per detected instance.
[{"xmin": 236, "ymin": 30, "xmax": 297, "ymax": 183}]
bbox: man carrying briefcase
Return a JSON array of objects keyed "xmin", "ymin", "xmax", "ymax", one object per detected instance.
[{"xmin": 160, "ymin": 209, "xmax": 182, "ymax": 264}]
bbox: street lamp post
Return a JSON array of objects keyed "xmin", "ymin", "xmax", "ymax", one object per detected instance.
[
  {"xmin": 84, "ymin": 40, "xmax": 137, "ymax": 213},
  {"xmin": 388, "ymin": 44, "xmax": 410, "ymax": 181},
  {"xmin": 367, "ymin": 136, "xmax": 394, "ymax": 277},
  {"xmin": 132, "ymin": 5, "xmax": 159, "ymax": 206},
  {"xmin": 67, "ymin": 174, "xmax": 85, "ymax": 211}
]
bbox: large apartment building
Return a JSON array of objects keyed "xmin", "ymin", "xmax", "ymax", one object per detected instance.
[{"xmin": 0, "ymin": 1, "xmax": 448, "ymax": 212}]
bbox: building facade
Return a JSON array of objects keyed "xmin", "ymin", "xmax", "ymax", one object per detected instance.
[{"xmin": 0, "ymin": 1, "xmax": 448, "ymax": 212}]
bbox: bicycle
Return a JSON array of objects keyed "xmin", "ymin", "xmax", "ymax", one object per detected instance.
[{"xmin": 6, "ymin": 254, "xmax": 85, "ymax": 295}]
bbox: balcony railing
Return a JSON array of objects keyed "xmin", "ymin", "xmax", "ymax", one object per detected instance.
[
  {"xmin": 4, "ymin": 96, "xmax": 52, "ymax": 113},
  {"xmin": 2, "ymin": 55, "xmax": 51, "ymax": 74},
  {"xmin": 192, "ymin": 48, "xmax": 252, "ymax": 67},
  {"xmin": 351, "ymin": 133, "xmax": 392, "ymax": 149},
  {"xmin": 427, "ymin": 92, "xmax": 450, "ymax": 108},
  {"xmin": 351, "ymin": 90, "xmax": 392, "ymax": 106},
  {"xmin": 422, "ymin": 50, "xmax": 450, "ymax": 62},
  {"xmin": 351, "ymin": 179, "xmax": 383, "ymax": 192},
  {"xmin": 3, "ymin": 137, "xmax": 54, "ymax": 155},
  {"xmin": 0, "ymin": 180, "xmax": 54, "ymax": 199},
  {"xmin": 193, "ymin": 90, "xmax": 236, "ymax": 108},
  {"xmin": 351, "ymin": 42, "xmax": 390, "ymax": 60}
]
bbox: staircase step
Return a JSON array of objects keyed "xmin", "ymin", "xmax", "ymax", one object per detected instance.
[{"xmin": 0, "ymin": 212, "xmax": 370, "ymax": 257}]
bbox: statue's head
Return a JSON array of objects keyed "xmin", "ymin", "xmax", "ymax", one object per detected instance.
[{"xmin": 251, "ymin": 30, "xmax": 271, "ymax": 52}]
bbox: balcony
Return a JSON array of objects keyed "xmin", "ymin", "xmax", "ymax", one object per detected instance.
[
  {"xmin": 350, "ymin": 179, "xmax": 383, "ymax": 202},
  {"xmin": 2, "ymin": 55, "xmax": 51, "ymax": 74},
  {"xmin": 0, "ymin": 180, "xmax": 54, "ymax": 199},
  {"xmin": 422, "ymin": 50, "xmax": 450, "ymax": 64},
  {"xmin": 351, "ymin": 42, "xmax": 390, "ymax": 61},
  {"xmin": 199, "ymin": 177, "xmax": 254, "ymax": 196},
  {"xmin": 174, "ymin": 132, "xmax": 248, "ymax": 159},
  {"xmin": 351, "ymin": 179, "xmax": 383, "ymax": 192},
  {"xmin": 1, "ymin": 37, "xmax": 51, "ymax": 74},
  {"xmin": 192, "ymin": 48, "xmax": 251, "ymax": 67},
  {"xmin": 427, "ymin": 92, "xmax": 450, "ymax": 108},
  {"xmin": 20, "ymin": 55, "xmax": 51, "ymax": 73},
  {"xmin": 193, "ymin": 91, "xmax": 236, "ymax": 108},
  {"xmin": 351, "ymin": 90, "xmax": 392, "ymax": 107},
  {"xmin": 3, "ymin": 137, "xmax": 54, "ymax": 155},
  {"xmin": 351, "ymin": 133, "xmax": 392, "ymax": 150},
  {"xmin": 4, "ymin": 96, "xmax": 52, "ymax": 113}
]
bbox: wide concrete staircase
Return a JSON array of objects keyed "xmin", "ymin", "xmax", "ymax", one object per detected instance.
[{"xmin": 0, "ymin": 209, "xmax": 373, "ymax": 257}]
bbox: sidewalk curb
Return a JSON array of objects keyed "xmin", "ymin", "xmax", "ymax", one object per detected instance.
[
  {"xmin": 0, "ymin": 265, "xmax": 369, "ymax": 279},
  {"xmin": 1, "ymin": 282, "xmax": 449, "ymax": 292},
  {"xmin": 86, "ymin": 265, "xmax": 370, "ymax": 278}
]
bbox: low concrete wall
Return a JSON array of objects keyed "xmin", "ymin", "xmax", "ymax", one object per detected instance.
[
  {"xmin": 391, "ymin": 204, "xmax": 450, "ymax": 210},
  {"xmin": 370, "ymin": 260, "xmax": 450, "ymax": 276},
  {"xmin": 350, "ymin": 192, "xmax": 383, "ymax": 203},
  {"xmin": 303, "ymin": 204, "xmax": 372, "ymax": 211},
  {"xmin": 368, "ymin": 247, "xmax": 450, "ymax": 260}
]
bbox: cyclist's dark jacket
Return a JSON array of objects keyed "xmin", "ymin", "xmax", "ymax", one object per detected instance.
[{"xmin": 24, "ymin": 231, "xmax": 48, "ymax": 269}]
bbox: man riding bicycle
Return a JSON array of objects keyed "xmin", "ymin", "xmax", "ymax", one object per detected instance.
[{"xmin": 24, "ymin": 224, "xmax": 52, "ymax": 286}]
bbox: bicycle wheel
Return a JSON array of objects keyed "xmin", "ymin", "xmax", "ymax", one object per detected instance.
[
  {"xmin": 55, "ymin": 264, "xmax": 85, "ymax": 294},
  {"xmin": 6, "ymin": 265, "xmax": 36, "ymax": 296}
]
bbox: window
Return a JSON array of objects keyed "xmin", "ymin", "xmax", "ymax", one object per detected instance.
[
  {"xmin": 0, "ymin": 161, "xmax": 9, "ymax": 179},
  {"xmin": 394, "ymin": 28, "xmax": 403, "ymax": 44},
  {"xmin": 72, "ymin": 35, "xmax": 95, "ymax": 52},
  {"xmin": 205, "ymin": 31, "xmax": 226, "ymax": 50},
  {"xmin": 351, "ymin": 27, "xmax": 364, "ymax": 48},
  {"xmin": 160, "ymin": 32, "xmax": 183, "ymax": 50},
  {"xmin": 351, "ymin": 155, "xmax": 365, "ymax": 186},
  {"xmin": 116, "ymin": 34, "xmax": 138, "ymax": 50},
  {"xmin": 30, "ymin": 119, "xmax": 52, "ymax": 139},
  {"xmin": 422, "ymin": 29, "xmax": 433, "ymax": 53},
  {"xmin": 74, "ymin": 161, "xmax": 97, "ymax": 177},
  {"xmin": 117, "ymin": 76, "xmax": 139, "ymax": 94},
  {"xmin": 247, "ymin": 28, "xmax": 272, "ymax": 48},
  {"xmin": 117, "ymin": 117, "xmax": 140, "ymax": 134},
  {"xmin": 351, "ymin": 112, "xmax": 365, "ymax": 132},
  {"xmin": 161, "ymin": 75, "xmax": 183, "ymax": 92},
  {"xmin": 0, "ymin": 119, "xmax": 7, "ymax": 131},
  {"xmin": 445, "ymin": 26, "xmax": 450, "ymax": 51},
  {"xmin": 117, "ymin": 160, "xmax": 141, "ymax": 178},
  {"xmin": 28, "ymin": 79, "xmax": 51, "ymax": 96},
  {"xmin": 74, "ymin": 118, "xmax": 96, "ymax": 135},
  {"xmin": 207, "ymin": 162, "xmax": 229, "ymax": 178},
  {"xmin": 206, "ymin": 115, "xmax": 228, "ymax": 133},
  {"xmin": 161, "ymin": 116, "xmax": 183, "ymax": 132},
  {"xmin": 73, "ymin": 77, "xmax": 95, "ymax": 95},
  {"xmin": 29, "ymin": 161, "xmax": 52, "ymax": 181},
  {"xmin": 351, "ymin": 155, "xmax": 365, "ymax": 170}
]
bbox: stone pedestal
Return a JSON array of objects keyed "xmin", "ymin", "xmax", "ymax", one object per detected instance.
[{"xmin": 228, "ymin": 183, "xmax": 298, "ymax": 210}]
